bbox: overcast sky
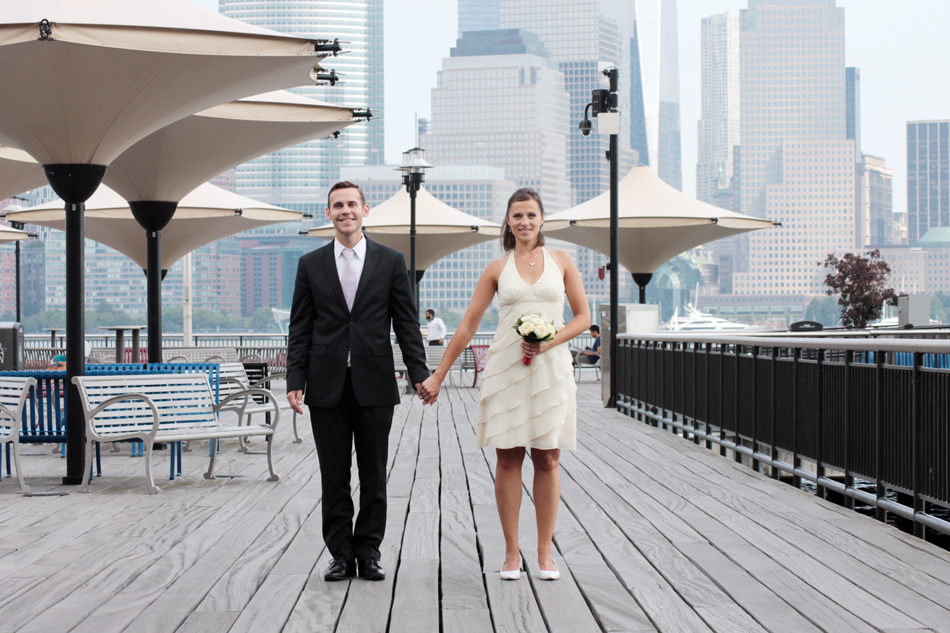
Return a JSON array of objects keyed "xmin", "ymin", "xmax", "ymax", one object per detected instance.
[{"xmin": 191, "ymin": 0, "xmax": 950, "ymax": 214}]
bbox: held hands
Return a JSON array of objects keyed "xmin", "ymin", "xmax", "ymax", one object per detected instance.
[
  {"xmin": 287, "ymin": 390, "xmax": 304, "ymax": 415},
  {"xmin": 418, "ymin": 375, "xmax": 441, "ymax": 405}
]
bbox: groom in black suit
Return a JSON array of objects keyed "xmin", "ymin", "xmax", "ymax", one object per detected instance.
[{"xmin": 287, "ymin": 181, "xmax": 429, "ymax": 581}]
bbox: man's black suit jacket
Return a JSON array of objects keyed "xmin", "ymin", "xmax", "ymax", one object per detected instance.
[{"xmin": 286, "ymin": 237, "xmax": 429, "ymax": 408}]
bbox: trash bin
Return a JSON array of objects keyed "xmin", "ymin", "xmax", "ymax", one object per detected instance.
[{"xmin": 0, "ymin": 322, "xmax": 25, "ymax": 371}]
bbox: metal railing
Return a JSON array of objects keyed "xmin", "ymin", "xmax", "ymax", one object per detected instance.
[{"xmin": 616, "ymin": 333, "xmax": 950, "ymax": 540}]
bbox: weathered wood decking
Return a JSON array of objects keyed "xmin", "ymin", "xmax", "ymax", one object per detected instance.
[{"xmin": 2, "ymin": 381, "xmax": 950, "ymax": 632}]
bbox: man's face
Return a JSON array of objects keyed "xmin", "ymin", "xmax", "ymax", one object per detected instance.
[
  {"xmin": 326, "ymin": 187, "xmax": 369, "ymax": 239},
  {"xmin": 426, "ymin": 312, "xmax": 434, "ymax": 321}
]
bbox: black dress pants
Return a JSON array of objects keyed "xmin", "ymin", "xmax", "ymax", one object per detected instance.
[{"xmin": 310, "ymin": 369, "xmax": 394, "ymax": 561}]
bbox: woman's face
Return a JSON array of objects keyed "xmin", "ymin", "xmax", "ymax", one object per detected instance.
[{"xmin": 507, "ymin": 199, "xmax": 543, "ymax": 245}]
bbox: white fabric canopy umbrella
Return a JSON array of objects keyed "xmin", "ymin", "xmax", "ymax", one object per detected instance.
[
  {"xmin": 0, "ymin": 146, "xmax": 46, "ymax": 202},
  {"xmin": 105, "ymin": 90, "xmax": 358, "ymax": 203},
  {"xmin": 544, "ymin": 165, "xmax": 776, "ymax": 293},
  {"xmin": 7, "ymin": 183, "xmax": 301, "ymax": 270},
  {"xmin": 307, "ymin": 186, "xmax": 500, "ymax": 271},
  {"xmin": 0, "ymin": 0, "xmax": 331, "ymax": 166},
  {"xmin": 0, "ymin": 224, "xmax": 30, "ymax": 244}
]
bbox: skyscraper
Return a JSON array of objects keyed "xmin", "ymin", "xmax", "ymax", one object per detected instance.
[
  {"xmin": 696, "ymin": 11, "xmax": 740, "ymax": 206},
  {"xmin": 846, "ymin": 67, "xmax": 861, "ymax": 159},
  {"xmin": 630, "ymin": 0, "xmax": 683, "ymax": 190},
  {"xmin": 906, "ymin": 120, "xmax": 950, "ymax": 244},
  {"xmin": 857, "ymin": 153, "xmax": 893, "ymax": 246},
  {"xmin": 219, "ymin": 0, "xmax": 383, "ymax": 215},
  {"xmin": 458, "ymin": 0, "xmax": 501, "ymax": 36},
  {"xmin": 730, "ymin": 0, "xmax": 856, "ymax": 299},
  {"xmin": 422, "ymin": 30, "xmax": 572, "ymax": 212}
]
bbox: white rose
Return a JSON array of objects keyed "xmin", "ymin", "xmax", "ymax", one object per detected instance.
[
  {"xmin": 518, "ymin": 322, "xmax": 533, "ymax": 337},
  {"xmin": 540, "ymin": 324, "xmax": 555, "ymax": 339}
]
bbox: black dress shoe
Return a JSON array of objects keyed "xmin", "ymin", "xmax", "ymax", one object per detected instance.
[
  {"xmin": 358, "ymin": 558, "xmax": 385, "ymax": 580},
  {"xmin": 324, "ymin": 556, "xmax": 355, "ymax": 581}
]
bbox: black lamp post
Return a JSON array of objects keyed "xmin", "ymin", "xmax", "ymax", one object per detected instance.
[
  {"xmin": 7, "ymin": 218, "xmax": 38, "ymax": 324},
  {"xmin": 579, "ymin": 67, "xmax": 621, "ymax": 407},
  {"xmin": 396, "ymin": 147, "xmax": 433, "ymax": 316}
]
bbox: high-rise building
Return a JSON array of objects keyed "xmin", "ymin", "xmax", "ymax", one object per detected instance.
[
  {"xmin": 630, "ymin": 0, "xmax": 683, "ymax": 190},
  {"xmin": 341, "ymin": 164, "xmax": 516, "ymax": 315},
  {"xmin": 422, "ymin": 30, "xmax": 572, "ymax": 212},
  {"xmin": 22, "ymin": 241, "xmax": 45, "ymax": 317},
  {"xmin": 219, "ymin": 0, "xmax": 383, "ymax": 216},
  {"xmin": 731, "ymin": 0, "xmax": 855, "ymax": 298},
  {"xmin": 857, "ymin": 153, "xmax": 893, "ymax": 247},
  {"xmin": 458, "ymin": 0, "xmax": 500, "ymax": 36},
  {"xmin": 846, "ymin": 67, "xmax": 861, "ymax": 160},
  {"xmin": 696, "ymin": 11, "xmax": 740, "ymax": 206},
  {"xmin": 0, "ymin": 249, "xmax": 14, "ymax": 316},
  {"xmin": 906, "ymin": 120, "xmax": 950, "ymax": 244}
]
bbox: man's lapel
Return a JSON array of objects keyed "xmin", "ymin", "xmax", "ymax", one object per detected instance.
[
  {"xmin": 352, "ymin": 238, "xmax": 380, "ymax": 312},
  {"xmin": 319, "ymin": 243, "xmax": 348, "ymax": 311}
]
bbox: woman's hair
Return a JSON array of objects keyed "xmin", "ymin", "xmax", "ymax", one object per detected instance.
[{"xmin": 501, "ymin": 187, "xmax": 545, "ymax": 253}]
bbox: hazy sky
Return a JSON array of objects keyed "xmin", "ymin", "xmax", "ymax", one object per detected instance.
[{"xmin": 191, "ymin": 0, "xmax": 950, "ymax": 214}]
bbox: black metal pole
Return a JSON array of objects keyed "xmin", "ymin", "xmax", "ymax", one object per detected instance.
[
  {"xmin": 608, "ymin": 68, "xmax": 619, "ymax": 409},
  {"xmin": 43, "ymin": 164, "xmax": 106, "ymax": 486},
  {"xmin": 129, "ymin": 201, "xmax": 178, "ymax": 365},
  {"xmin": 14, "ymin": 238, "xmax": 22, "ymax": 323},
  {"xmin": 407, "ymin": 175, "xmax": 420, "ymax": 316}
]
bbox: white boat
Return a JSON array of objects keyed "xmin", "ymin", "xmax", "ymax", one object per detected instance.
[{"xmin": 661, "ymin": 305, "xmax": 750, "ymax": 332}]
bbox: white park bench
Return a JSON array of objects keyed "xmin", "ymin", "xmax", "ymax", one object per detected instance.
[
  {"xmin": 0, "ymin": 376, "xmax": 38, "ymax": 493},
  {"xmin": 71, "ymin": 374, "xmax": 280, "ymax": 494},
  {"xmin": 216, "ymin": 362, "xmax": 300, "ymax": 445}
]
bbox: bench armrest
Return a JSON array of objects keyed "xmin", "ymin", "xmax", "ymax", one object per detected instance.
[
  {"xmin": 0, "ymin": 377, "xmax": 35, "ymax": 424},
  {"xmin": 214, "ymin": 388, "xmax": 281, "ymax": 430},
  {"xmin": 248, "ymin": 372, "xmax": 287, "ymax": 390},
  {"xmin": 85, "ymin": 393, "xmax": 161, "ymax": 442}
]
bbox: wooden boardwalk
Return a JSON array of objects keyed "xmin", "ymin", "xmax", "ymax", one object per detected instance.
[{"xmin": 2, "ymin": 381, "xmax": 950, "ymax": 632}]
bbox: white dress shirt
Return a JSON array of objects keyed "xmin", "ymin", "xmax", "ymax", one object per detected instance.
[
  {"xmin": 427, "ymin": 317, "xmax": 447, "ymax": 341},
  {"xmin": 334, "ymin": 235, "xmax": 366, "ymax": 364},
  {"xmin": 333, "ymin": 234, "xmax": 367, "ymax": 286}
]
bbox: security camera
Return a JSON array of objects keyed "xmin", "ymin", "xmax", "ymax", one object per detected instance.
[{"xmin": 579, "ymin": 117, "xmax": 592, "ymax": 136}]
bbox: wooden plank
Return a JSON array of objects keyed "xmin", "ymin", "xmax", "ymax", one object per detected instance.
[
  {"xmin": 389, "ymin": 558, "xmax": 440, "ymax": 633},
  {"xmin": 227, "ymin": 573, "xmax": 309, "ymax": 633}
]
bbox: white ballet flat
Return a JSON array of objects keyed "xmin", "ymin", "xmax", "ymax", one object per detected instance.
[
  {"xmin": 539, "ymin": 567, "xmax": 560, "ymax": 580},
  {"xmin": 499, "ymin": 568, "xmax": 521, "ymax": 580}
]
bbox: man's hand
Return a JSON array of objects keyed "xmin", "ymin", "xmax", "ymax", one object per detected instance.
[{"xmin": 287, "ymin": 390, "xmax": 304, "ymax": 415}]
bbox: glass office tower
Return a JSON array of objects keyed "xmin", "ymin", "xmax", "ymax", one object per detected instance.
[
  {"xmin": 907, "ymin": 120, "xmax": 950, "ymax": 244},
  {"xmin": 459, "ymin": 0, "xmax": 501, "ymax": 36},
  {"xmin": 219, "ymin": 0, "xmax": 383, "ymax": 215}
]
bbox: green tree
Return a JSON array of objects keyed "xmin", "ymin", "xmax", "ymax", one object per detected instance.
[
  {"xmin": 479, "ymin": 309, "xmax": 499, "ymax": 331},
  {"xmin": 162, "ymin": 305, "xmax": 183, "ymax": 332},
  {"xmin": 805, "ymin": 295, "xmax": 841, "ymax": 327},
  {"xmin": 0, "ymin": 310, "xmax": 15, "ymax": 322},
  {"xmin": 251, "ymin": 307, "xmax": 276, "ymax": 332}
]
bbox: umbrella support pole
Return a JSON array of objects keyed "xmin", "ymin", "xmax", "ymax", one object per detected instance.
[
  {"xmin": 632, "ymin": 273, "xmax": 653, "ymax": 305},
  {"xmin": 130, "ymin": 201, "xmax": 179, "ymax": 365},
  {"xmin": 43, "ymin": 164, "xmax": 107, "ymax": 486}
]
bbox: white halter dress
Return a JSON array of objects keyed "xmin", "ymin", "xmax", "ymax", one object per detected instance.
[{"xmin": 475, "ymin": 248, "xmax": 577, "ymax": 450}]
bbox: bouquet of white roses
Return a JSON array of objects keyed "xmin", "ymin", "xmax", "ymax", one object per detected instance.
[{"xmin": 513, "ymin": 314, "xmax": 557, "ymax": 365}]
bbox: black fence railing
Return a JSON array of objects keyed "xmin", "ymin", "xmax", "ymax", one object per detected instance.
[{"xmin": 616, "ymin": 333, "xmax": 950, "ymax": 540}]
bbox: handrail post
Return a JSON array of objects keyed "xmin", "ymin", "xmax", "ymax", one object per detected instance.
[
  {"xmin": 751, "ymin": 344, "xmax": 759, "ymax": 472},
  {"xmin": 792, "ymin": 347, "xmax": 801, "ymax": 488},
  {"xmin": 912, "ymin": 350, "xmax": 924, "ymax": 539},
  {"xmin": 692, "ymin": 342, "xmax": 700, "ymax": 445},
  {"xmin": 843, "ymin": 349, "xmax": 853, "ymax": 509},
  {"xmin": 815, "ymin": 347, "xmax": 825, "ymax": 499},
  {"xmin": 719, "ymin": 342, "xmax": 726, "ymax": 457},
  {"xmin": 734, "ymin": 343, "xmax": 742, "ymax": 463},
  {"xmin": 874, "ymin": 349, "xmax": 885, "ymax": 522},
  {"xmin": 771, "ymin": 346, "xmax": 779, "ymax": 480}
]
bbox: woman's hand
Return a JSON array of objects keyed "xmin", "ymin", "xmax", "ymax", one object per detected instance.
[
  {"xmin": 521, "ymin": 340, "xmax": 552, "ymax": 360},
  {"xmin": 419, "ymin": 374, "xmax": 442, "ymax": 405}
]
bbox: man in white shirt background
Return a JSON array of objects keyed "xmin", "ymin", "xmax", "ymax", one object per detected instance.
[{"xmin": 425, "ymin": 309, "xmax": 447, "ymax": 346}]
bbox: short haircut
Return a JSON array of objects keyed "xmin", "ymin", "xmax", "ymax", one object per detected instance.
[
  {"xmin": 327, "ymin": 181, "xmax": 366, "ymax": 208},
  {"xmin": 590, "ymin": 324, "xmax": 600, "ymax": 333},
  {"xmin": 426, "ymin": 309, "xmax": 435, "ymax": 316}
]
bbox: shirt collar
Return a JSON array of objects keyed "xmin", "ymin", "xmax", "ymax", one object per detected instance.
[{"xmin": 334, "ymin": 234, "xmax": 367, "ymax": 261}]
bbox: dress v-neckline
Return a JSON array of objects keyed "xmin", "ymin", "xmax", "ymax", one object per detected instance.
[{"xmin": 511, "ymin": 249, "xmax": 546, "ymax": 287}]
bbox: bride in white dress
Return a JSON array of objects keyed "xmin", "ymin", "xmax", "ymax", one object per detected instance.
[{"xmin": 419, "ymin": 188, "xmax": 590, "ymax": 581}]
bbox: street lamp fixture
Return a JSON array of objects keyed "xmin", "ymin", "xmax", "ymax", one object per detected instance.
[
  {"xmin": 3, "ymin": 199, "xmax": 38, "ymax": 323},
  {"xmin": 395, "ymin": 147, "xmax": 433, "ymax": 316},
  {"xmin": 579, "ymin": 66, "xmax": 620, "ymax": 407}
]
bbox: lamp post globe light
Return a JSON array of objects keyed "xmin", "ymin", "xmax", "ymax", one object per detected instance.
[
  {"xmin": 395, "ymin": 147, "xmax": 433, "ymax": 315},
  {"xmin": 579, "ymin": 67, "xmax": 621, "ymax": 408}
]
